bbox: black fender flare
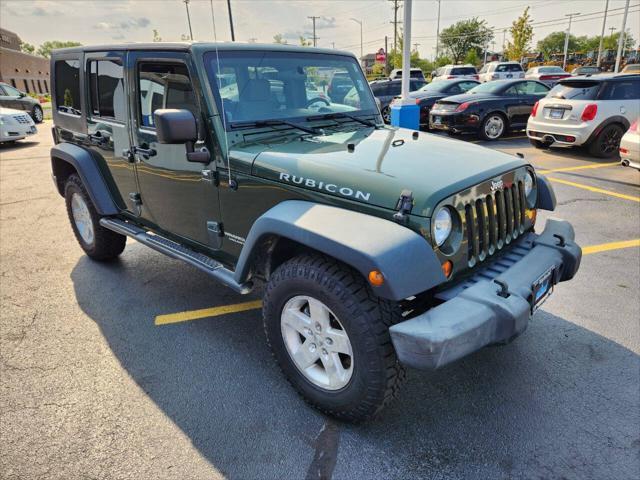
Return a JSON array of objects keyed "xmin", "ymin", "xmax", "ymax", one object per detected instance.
[
  {"xmin": 585, "ymin": 115, "xmax": 631, "ymax": 145},
  {"xmin": 233, "ymin": 200, "xmax": 447, "ymax": 301},
  {"xmin": 50, "ymin": 143, "xmax": 118, "ymax": 215},
  {"xmin": 535, "ymin": 174, "xmax": 556, "ymax": 211}
]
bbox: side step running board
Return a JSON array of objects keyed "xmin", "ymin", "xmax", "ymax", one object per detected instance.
[{"xmin": 99, "ymin": 217, "xmax": 253, "ymax": 295}]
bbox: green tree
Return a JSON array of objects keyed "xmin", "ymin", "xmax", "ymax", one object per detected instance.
[
  {"xmin": 505, "ymin": 7, "xmax": 533, "ymax": 62},
  {"xmin": 435, "ymin": 55, "xmax": 452, "ymax": 67},
  {"xmin": 152, "ymin": 29, "xmax": 162, "ymax": 42},
  {"xmin": 537, "ymin": 31, "xmax": 578, "ymax": 59},
  {"xmin": 273, "ymin": 33, "xmax": 287, "ymax": 44},
  {"xmin": 439, "ymin": 18, "xmax": 493, "ymax": 63},
  {"xmin": 20, "ymin": 42, "xmax": 36, "ymax": 55},
  {"xmin": 464, "ymin": 48, "xmax": 480, "ymax": 66},
  {"xmin": 299, "ymin": 36, "xmax": 312, "ymax": 47},
  {"xmin": 36, "ymin": 40, "xmax": 82, "ymax": 58}
]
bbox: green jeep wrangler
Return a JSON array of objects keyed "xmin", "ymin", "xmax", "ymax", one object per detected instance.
[{"xmin": 50, "ymin": 43, "xmax": 581, "ymax": 422}]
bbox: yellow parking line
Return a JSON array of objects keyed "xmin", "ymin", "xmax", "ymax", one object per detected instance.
[
  {"xmin": 547, "ymin": 177, "xmax": 640, "ymax": 202},
  {"xmin": 582, "ymin": 239, "xmax": 640, "ymax": 255},
  {"xmin": 155, "ymin": 299, "xmax": 262, "ymax": 325},
  {"xmin": 538, "ymin": 162, "xmax": 619, "ymax": 174},
  {"xmin": 155, "ymin": 239, "xmax": 639, "ymax": 326}
]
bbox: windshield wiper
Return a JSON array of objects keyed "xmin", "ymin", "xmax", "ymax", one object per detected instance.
[
  {"xmin": 229, "ymin": 119, "xmax": 318, "ymax": 135},
  {"xmin": 306, "ymin": 112, "xmax": 379, "ymax": 128}
]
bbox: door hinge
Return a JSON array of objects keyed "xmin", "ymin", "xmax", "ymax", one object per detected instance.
[{"xmin": 202, "ymin": 169, "xmax": 219, "ymax": 186}]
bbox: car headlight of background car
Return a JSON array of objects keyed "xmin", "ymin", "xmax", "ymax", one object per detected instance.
[{"xmin": 433, "ymin": 206, "xmax": 453, "ymax": 247}]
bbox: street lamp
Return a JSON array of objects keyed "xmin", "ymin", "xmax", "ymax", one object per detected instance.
[
  {"xmin": 563, "ymin": 12, "xmax": 580, "ymax": 71},
  {"xmin": 350, "ymin": 18, "xmax": 363, "ymax": 61}
]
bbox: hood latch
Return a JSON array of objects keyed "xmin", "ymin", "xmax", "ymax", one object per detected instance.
[{"xmin": 393, "ymin": 190, "xmax": 414, "ymax": 223}]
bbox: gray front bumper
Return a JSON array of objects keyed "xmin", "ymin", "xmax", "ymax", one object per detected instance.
[{"xmin": 389, "ymin": 218, "xmax": 582, "ymax": 370}]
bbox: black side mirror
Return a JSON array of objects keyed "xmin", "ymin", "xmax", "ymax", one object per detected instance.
[
  {"xmin": 154, "ymin": 109, "xmax": 210, "ymax": 163},
  {"xmin": 18, "ymin": 92, "xmax": 26, "ymax": 98}
]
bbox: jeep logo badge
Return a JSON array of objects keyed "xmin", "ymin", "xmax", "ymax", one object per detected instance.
[{"xmin": 490, "ymin": 179, "xmax": 504, "ymax": 192}]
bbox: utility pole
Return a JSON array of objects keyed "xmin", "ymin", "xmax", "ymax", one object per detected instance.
[
  {"xmin": 183, "ymin": 0, "xmax": 193, "ymax": 40},
  {"xmin": 400, "ymin": 0, "xmax": 412, "ymax": 101},
  {"xmin": 597, "ymin": 0, "xmax": 609, "ymax": 67},
  {"xmin": 614, "ymin": 0, "xmax": 630, "ymax": 72},
  {"xmin": 435, "ymin": 0, "xmax": 441, "ymax": 59},
  {"xmin": 351, "ymin": 18, "xmax": 363, "ymax": 60},
  {"xmin": 308, "ymin": 16, "xmax": 320, "ymax": 47},
  {"xmin": 502, "ymin": 29, "xmax": 507, "ymax": 53},
  {"xmin": 332, "ymin": 42, "xmax": 335, "ymax": 49},
  {"xmin": 389, "ymin": 0, "xmax": 402, "ymax": 54},
  {"xmin": 384, "ymin": 35, "xmax": 389, "ymax": 74},
  {"xmin": 413, "ymin": 43, "xmax": 419, "ymax": 54},
  {"xmin": 562, "ymin": 12, "xmax": 580, "ymax": 71},
  {"xmin": 227, "ymin": 0, "xmax": 235, "ymax": 41}
]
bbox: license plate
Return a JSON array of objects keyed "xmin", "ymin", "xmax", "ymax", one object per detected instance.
[
  {"xmin": 531, "ymin": 268, "xmax": 555, "ymax": 312},
  {"xmin": 550, "ymin": 109, "xmax": 564, "ymax": 119},
  {"xmin": 433, "ymin": 116, "xmax": 442, "ymax": 125}
]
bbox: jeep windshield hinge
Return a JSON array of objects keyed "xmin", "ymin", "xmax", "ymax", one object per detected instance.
[{"xmin": 393, "ymin": 190, "xmax": 414, "ymax": 223}]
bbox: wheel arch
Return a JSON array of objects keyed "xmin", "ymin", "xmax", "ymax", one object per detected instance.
[
  {"xmin": 234, "ymin": 200, "xmax": 447, "ymax": 301},
  {"xmin": 51, "ymin": 142, "xmax": 119, "ymax": 215},
  {"xmin": 585, "ymin": 116, "xmax": 630, "ymax": 145}
]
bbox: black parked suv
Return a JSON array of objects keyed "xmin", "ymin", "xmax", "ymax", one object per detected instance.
[
  {"xmin": 0, "ymin": 82, "xmax": 44, "ymax": 123},
  {"xmin": 369, "ymin": 78, "xmax": 426, "ymax": 123},
  {"xmin": 49, "ymin": 43, "xmax": 581, "ymax": 422}
]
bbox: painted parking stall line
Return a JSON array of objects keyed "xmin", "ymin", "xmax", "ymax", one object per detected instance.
[{"xmin": 547, "ymin": 177, "xmax": 640, "ymax": 202}]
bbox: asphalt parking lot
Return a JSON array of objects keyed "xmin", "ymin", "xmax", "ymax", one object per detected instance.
[{"xmin": 1, "ymin": 123, "xmax": 638, "ymax": 480}]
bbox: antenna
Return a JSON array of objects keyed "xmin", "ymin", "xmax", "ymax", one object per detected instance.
[{"xmin": 211, "ymin": 1, "xmax": 236, "ymax": 189}]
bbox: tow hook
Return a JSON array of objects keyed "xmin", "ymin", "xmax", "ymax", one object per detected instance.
[
  {"xmin": 553, "ymin": 233, "xmax": 566, "ymax": 247},
  {"xmin": 494, "ymin": 279, "xmax": 511, "ymax": 298}
]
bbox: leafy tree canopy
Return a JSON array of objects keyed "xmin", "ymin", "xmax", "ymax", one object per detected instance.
[
  {"xmin": 439, "ymin": 18, "xmax": 494, "ymax": 63},
  {"xmin": 36, "ymin": 40, "xmax": 82, "ymax": 58},
  {"xmin": 505, "ymin": 7, "xmax": 533, "ymax": 62}
]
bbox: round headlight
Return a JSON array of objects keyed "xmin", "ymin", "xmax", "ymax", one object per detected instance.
[
  {"xmin": 433, "ymin": 207, "xmax": 453, "ymax": 247},
  {"xmin": 524, "ymin": 170, "xmax": 535, "ymax": 197}
]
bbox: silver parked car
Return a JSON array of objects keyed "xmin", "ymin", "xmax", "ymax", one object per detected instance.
[{"xmin": 525, "ymin": 66, "xmax": 571, "ymax": 87}]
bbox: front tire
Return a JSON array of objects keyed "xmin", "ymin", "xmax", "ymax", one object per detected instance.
[
  {"xmin": 381, "ymin": 106, "xmax": 391, "ymax": 124},
  {"xmin": 263, "ymin": 254, "xmax": 405, "ymax": 422},
  {"xmin": 64, "ymin": 174, "xmax": 126, "ymax": 261},
  {"xmin": 588, "ymin": 124, "xmax": 624, "ymax": 158},
  {"xmin": 31, "ymin": 105, "xmax": 43, "ymax": 124}
]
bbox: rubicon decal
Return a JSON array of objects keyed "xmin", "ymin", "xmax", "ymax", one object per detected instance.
[{"xmin": 279, "ymin": 173, "xmax": 371, "ymax": 201}]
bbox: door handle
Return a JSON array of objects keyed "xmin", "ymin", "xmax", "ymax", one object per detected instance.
[{"xmin": 133, "ymin": 145, "xmax": 157, "ymax": 159}]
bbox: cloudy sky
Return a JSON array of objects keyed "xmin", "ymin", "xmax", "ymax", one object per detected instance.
[{"xmin": 1, "ymin": 0, "xmax": 637, "ymax": 59}]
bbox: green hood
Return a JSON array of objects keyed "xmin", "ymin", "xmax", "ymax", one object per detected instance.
[{"xmin": 235, "ymin": 127, "xmax": 526, "ymax": 218}]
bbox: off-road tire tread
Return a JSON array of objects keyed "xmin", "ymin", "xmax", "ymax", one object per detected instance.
[
  {"xmin": 64, "ymin": 174, "xmax": 126, "ymax": 261},
  {"xmin": 263, "ymin": 253, "xmax": 406, "ymax": 423}
]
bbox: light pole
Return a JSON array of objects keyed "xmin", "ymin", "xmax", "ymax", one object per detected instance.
[
  {"xmin": 597, "ymin": 0, "xmax": 609, "ymax": 67},
  {"xmin": 350, "ymin": 18, "xmax": 363, "ymax": 60},
  {"xmin": 227, "ymin": 0, "xmax": 235, "ymax": 41},
  {"xmin": 435, "ymin": 0, "xmax": 441, "ymax": 60},
  {"xmin": 183, "ymin": 0, "xmax": 193, "ymax": 40},
  {"xmin": 562, "ymin": 12, "xmax": 580, "ymax": 71},
  {"xmin": 614, "ymin": 0, "xmax": 630, "ymax": 72}
]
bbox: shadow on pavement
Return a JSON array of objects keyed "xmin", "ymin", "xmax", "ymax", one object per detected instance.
[
  {"xmin": 71, "ymin": 250, "xmax": 640, "ymax": 480},
  {"xmin": 0, "ymin": 139, "xmax": 40, "ymax": 152}
]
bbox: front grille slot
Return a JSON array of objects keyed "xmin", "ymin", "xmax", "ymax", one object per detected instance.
[{"xmin": 463, "ymin": 181, "xmax": 527, "ymax": 268}]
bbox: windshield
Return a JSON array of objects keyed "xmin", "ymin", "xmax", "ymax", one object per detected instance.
[
  {"xmin": 417, "ymin": 82, "xmax": 448, "ymax": 93},
  {"xmin": 204, "ymin": 50, "xmax": 377, "ymax": 128},
  {"xmin": 539, "ymin": 66, "xmax": 566, "ymax": 73},
  {"xmin": 467, "ymin": 82, "xmax": 504, "ymax": 94}
]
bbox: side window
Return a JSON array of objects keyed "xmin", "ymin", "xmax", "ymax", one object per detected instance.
[
  {"xmin": 528, "ymin": 81, "xmax": 549, "ymax": 94},
  {"xmin": 54, "ymin": 59, "xmax": 81, "ymax": 115},
  {"xmin": 603, "ymin": 80, "xmax": 639, "ymax": 100},
  {"xmin": 460, "ymin": 81, "xmax": 478, "ymax": 92},
  {"xmin": 3, "ymin": 84, "xmax": 21, "ymax": 96},
  {"xmin": 446, "ymin": 84, "xmax": 461, "ymax": 94},
  {"xmin": 389, "ymin": 82, "xmax": 401, "ymax": 95},
  {"xmin": 0, "ymin": 85, "xmax": 6, "ymax": 95},
  {"xmin": 88, "ymin": 59, "xmax": 125, "ymax": 121},
  {"xmin": 138, "ymin": 62, "xmax": 197, "ymax": 128},
  {"xmin": 504, "ymin": 85, "xmax": 520, "ymax": 95}
]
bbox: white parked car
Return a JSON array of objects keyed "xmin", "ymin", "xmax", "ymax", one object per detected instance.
[
  {"xmin": 431, "ymin": 64, "xmax": 478, "ymax": 82},
  {"xmin": 478, "ymin": 61, "xmax": 524, "ymax": 82},
  {"xmin": 527, "ymin": 74, "xmax": 640, "ymax": 158},
  {"xmin": 620, "ymin": 119, "xmax": 639, "ymax": 170},
  {"xmin": 0, "ymin": 107, "xmax": 37, "ymax": 144},
  {"xmin": 525, "ymin": 66, "xmax": 571, "ymax": 87}
]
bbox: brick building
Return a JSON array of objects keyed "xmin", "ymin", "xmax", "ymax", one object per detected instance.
[{"xmin": 0, "ymin": 28, "xmax": 50, "ymax": 94}]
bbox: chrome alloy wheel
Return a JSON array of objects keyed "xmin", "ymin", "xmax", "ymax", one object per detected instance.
[
  {"xmin": 70, "ymin": 192, "xmax": 94, "ymax": 245},
  {"xmin": 280, "ymin": 295, "xmax": 354, "ymax": 390},
  {"xmin": 484, "ymin": 114, "xmax": 505, "ymax": 139}
]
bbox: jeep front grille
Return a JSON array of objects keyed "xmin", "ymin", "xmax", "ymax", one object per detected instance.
[{"xmin": 463, "ymin": 180, "xmax": 527, "ymax": 267}]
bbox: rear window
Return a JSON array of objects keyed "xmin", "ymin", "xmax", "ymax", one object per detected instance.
[
  {"xmin": 54, "ymin": 60, "xmax": 81, "ymax": 115},
  {"xmin": 450, "ymin": 67, "xmax": 477, "ymax": 75},
  {"xmin": 539, "ymin": 66, "xmax": 566, "ymax": 73},
  {"xmin": 496, "ymin": 63, "xmax": 523, "ymax": 72},
  {"xmin": 549, "ymin": 80, "xmax": 600, "ymax": 100}
]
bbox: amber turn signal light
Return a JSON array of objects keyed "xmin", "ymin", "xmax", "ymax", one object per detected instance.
[
  {"xmin": 368, "ymin": 270, "xmax": 385, "ymax": 287},
  {"xmin": 441, "ymin": 260, "xmax": 453, "ymax": 278}
]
